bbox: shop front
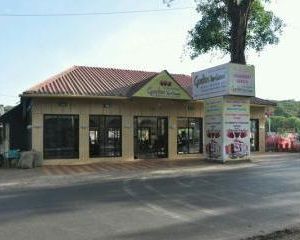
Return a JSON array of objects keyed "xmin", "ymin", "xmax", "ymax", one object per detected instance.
[
  {"xmin": 89, "ymin": 115, "xmax": 122, "ymax": 158},
  {"xmin": 0, "ymin": 66, "xmax": 275, "ymax": 165},
  {"xmin": 133, "ymin": 116, "xmax": 203, "ymax": 159},
  {"xmin": 177, "ymin": 117, "xmax": 203, "ymax": 154},
  {"xmin": 134, "ymin": 116, "xmax": 168, "ymax": 159},
  {"xmin": 26, "ymin": 96, "xmax": 205, "ymax": 164}
]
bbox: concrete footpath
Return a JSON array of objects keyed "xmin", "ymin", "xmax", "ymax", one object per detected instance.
[
  {"xmin": 0, "ymin": 152, "xmax": 299, "ymax": 187},
  {"xmin": 34, "ymin": 152, "xmax": 300, "ymax": 176}
]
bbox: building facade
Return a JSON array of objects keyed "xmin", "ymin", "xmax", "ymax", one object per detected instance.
[{"xmin": 0, "ymin": 66, "xmax": 275, "ymax": 164}]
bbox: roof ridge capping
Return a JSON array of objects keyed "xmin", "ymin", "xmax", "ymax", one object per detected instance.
[
  {"xmin": 74, "ymin": 65, "xmax": 158, "ymax": 74},
  {"xmin": 73, "ymin": 65, "xmax": 191, "ymax": 77}
]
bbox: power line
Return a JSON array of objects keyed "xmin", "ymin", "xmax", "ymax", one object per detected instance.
[{"xmin": 0, "ymin": 7, "xmax": 193, "ymax": 17}]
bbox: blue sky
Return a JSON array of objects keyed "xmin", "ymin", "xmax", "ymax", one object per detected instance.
[{"xmin": 0, "ymin": 0, "xmax": 299, "ymax": 105}]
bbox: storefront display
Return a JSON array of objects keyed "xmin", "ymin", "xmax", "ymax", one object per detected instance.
[
  {"xmin": 134, "ymin": 116, "xmax": 168, "ymax": 159},
  {"xmin": 177, "ymin": 117, "xmax": 203, "ymax": 154},
  {"xmin": 89, "ymin": 115, "xmax": 122, "ymax": 157},
  {"xmin": 44, "ymin": 115, "xmax": 79, "ymax": 159}
]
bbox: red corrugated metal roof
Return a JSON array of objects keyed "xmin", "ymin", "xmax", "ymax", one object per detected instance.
[
  {"xmin": 250, "ymin": 97, "xmax": 277, "ymax": 106},
  {"xmin": 24, "ymin": 66, "xmax": 192, "ymax": 97},
  {"xmin": 22, "ymin": 65, "xmax": 276, "ymax": 106}
]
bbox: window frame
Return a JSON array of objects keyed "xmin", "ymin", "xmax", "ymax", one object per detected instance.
[
  {"xmin": 250, "ymin": 119, "xmax": 260, "ymax": 152},
  {"xmin": 89, "ymin": 115, "xmax": 122, "ymax": 158},
  {"xmin": 43, "ymin": 114, "xmax": 79, "ymax": 160},
  {"xmin": 0, "ymin": 123, "xmax": 5, "ymax": 144},
  {"xmin": 133, "ymin": 116, "xmax": 168, "ymax": 159},
  {"xmin": 177, "ymin": 117, "xmax": 203, "ymax": 154}
]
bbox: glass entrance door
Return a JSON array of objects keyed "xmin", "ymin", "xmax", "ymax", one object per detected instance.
[
  {"xmin": 250, "ymin": 119, "xmax": 259, "ymax": 152},
  {"xmin": 134, "ymin": 117, "xmax": 168, "ymax": 159}
]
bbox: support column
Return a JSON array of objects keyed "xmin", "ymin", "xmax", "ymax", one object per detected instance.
[
  {"xmin": 122, "ymin": 115, "xmax": 134, "ymax": 161},
  {"xmin": 204, "ymin": 96, "xmax": 251, "ymax": 162},
  {"xmin": 79, "ymin": 114, "xmax": 89, "ymax": 162},
  {"xmin": 31, "ymin": 113, "xmax": 43, "ymax": 154},
  {"xmin": 192, "ymin": 63, "xmax": 255, "ymax": 162},
  {"xmin": 168, "ymin": 115, "xmax": 177, "ymax": 159}
]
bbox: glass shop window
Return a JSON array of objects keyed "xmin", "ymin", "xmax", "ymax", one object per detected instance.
[
  {"xmin": 89, "ymin": 115, "xmax": 122, "ymax": 157},
  {"xmin": 44, "ymin": 115, "xmax": 79, "ymax": 159},
  {"xmin": 177, "ymin": 117, "xmax": 203, "ymax": 154}
]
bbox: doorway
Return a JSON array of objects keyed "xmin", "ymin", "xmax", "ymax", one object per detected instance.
[
  {"xmin": 250, "ymin": 119, "xmax": 259, "ymax": 152},
  {"xmin": 134, "ymin": 116, "xmax": 168, "ymax": 159}
]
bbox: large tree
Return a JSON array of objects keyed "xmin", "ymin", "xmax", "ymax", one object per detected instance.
[{"xmin": 164, "ymin": 0, "xmax": 284, "ymax": 64}]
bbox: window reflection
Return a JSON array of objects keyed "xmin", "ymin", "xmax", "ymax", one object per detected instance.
[
  {"xmin": 134, "ymin": 117, "xmax": 168, "ymax": 159},
  {"xmin": 250, "ymin": 119, "xmax": 259, "ymax": 151},
  {"xmin": 177, "ymin": 117, "xmax": 203, "ymax": 154},
  {"xmin": 44, "ymin": 115, "xmax": 79, "ymax": 159},
  {"xmin": 89, "ymin": 115, "xmax": 122, "ymax": 157}
]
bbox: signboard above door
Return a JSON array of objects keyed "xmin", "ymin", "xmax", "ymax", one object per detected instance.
[
  {"xmin": 192, "ymin": 63, "xmax": 255, "ymax": 100},
  {"xmin": 133, "ymin": 71, "xmax": 191, "ymax": 100}
]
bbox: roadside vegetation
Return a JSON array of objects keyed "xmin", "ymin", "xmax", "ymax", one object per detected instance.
[{"xmin": 267, "ymin": 100, "xmax": 300, "ymax": 133}]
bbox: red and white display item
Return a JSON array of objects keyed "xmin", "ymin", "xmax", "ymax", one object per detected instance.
[
  {"xmin": 225, "ymin": 128, "xmax": 249, "ymax": 158},
  {"xmin": 206, "ymin": 129, "xmax": 222, "ymax": 158}
]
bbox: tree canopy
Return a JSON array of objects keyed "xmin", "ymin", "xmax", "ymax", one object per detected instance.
[
  {"xmin": 165, "ymin": 0, "xmax": 284, "ymax": 64},
  {"xmin": 265, "ymin": 100, "xmax": 300, "ymax": 133}
]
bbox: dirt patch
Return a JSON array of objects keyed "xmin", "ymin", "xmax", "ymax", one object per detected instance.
[{"xmin": 244, "ymin": 228, "xmax": 300, "ymax": 240}]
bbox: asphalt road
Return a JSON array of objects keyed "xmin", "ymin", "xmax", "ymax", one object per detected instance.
[{"xmin": 0, "ymin": 154, "xmax": 300, "ymax": 240}]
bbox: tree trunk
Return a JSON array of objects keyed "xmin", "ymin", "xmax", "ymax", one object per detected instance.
[{"xmin": 227, "ymin": 0, "xmax": 253, "ymax": 64}]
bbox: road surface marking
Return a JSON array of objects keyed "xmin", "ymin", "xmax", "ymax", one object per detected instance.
[{"xmin": 123, "ymin": 179, "xmax": 189, "ymax": 222}]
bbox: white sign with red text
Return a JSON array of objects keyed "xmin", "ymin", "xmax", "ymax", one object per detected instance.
[{"xmin": 192, "ymin": 63, "xmax": 255, "ymax": 100}]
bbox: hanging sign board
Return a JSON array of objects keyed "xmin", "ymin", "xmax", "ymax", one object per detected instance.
[{"xmin": 192, "ymin": 63, "xmax": 255, "ymax": 100}]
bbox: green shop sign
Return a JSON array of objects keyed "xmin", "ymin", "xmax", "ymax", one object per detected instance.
[{"xmin": 133, "ymin": 71, "xmax": 191, "ymax": 100}]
